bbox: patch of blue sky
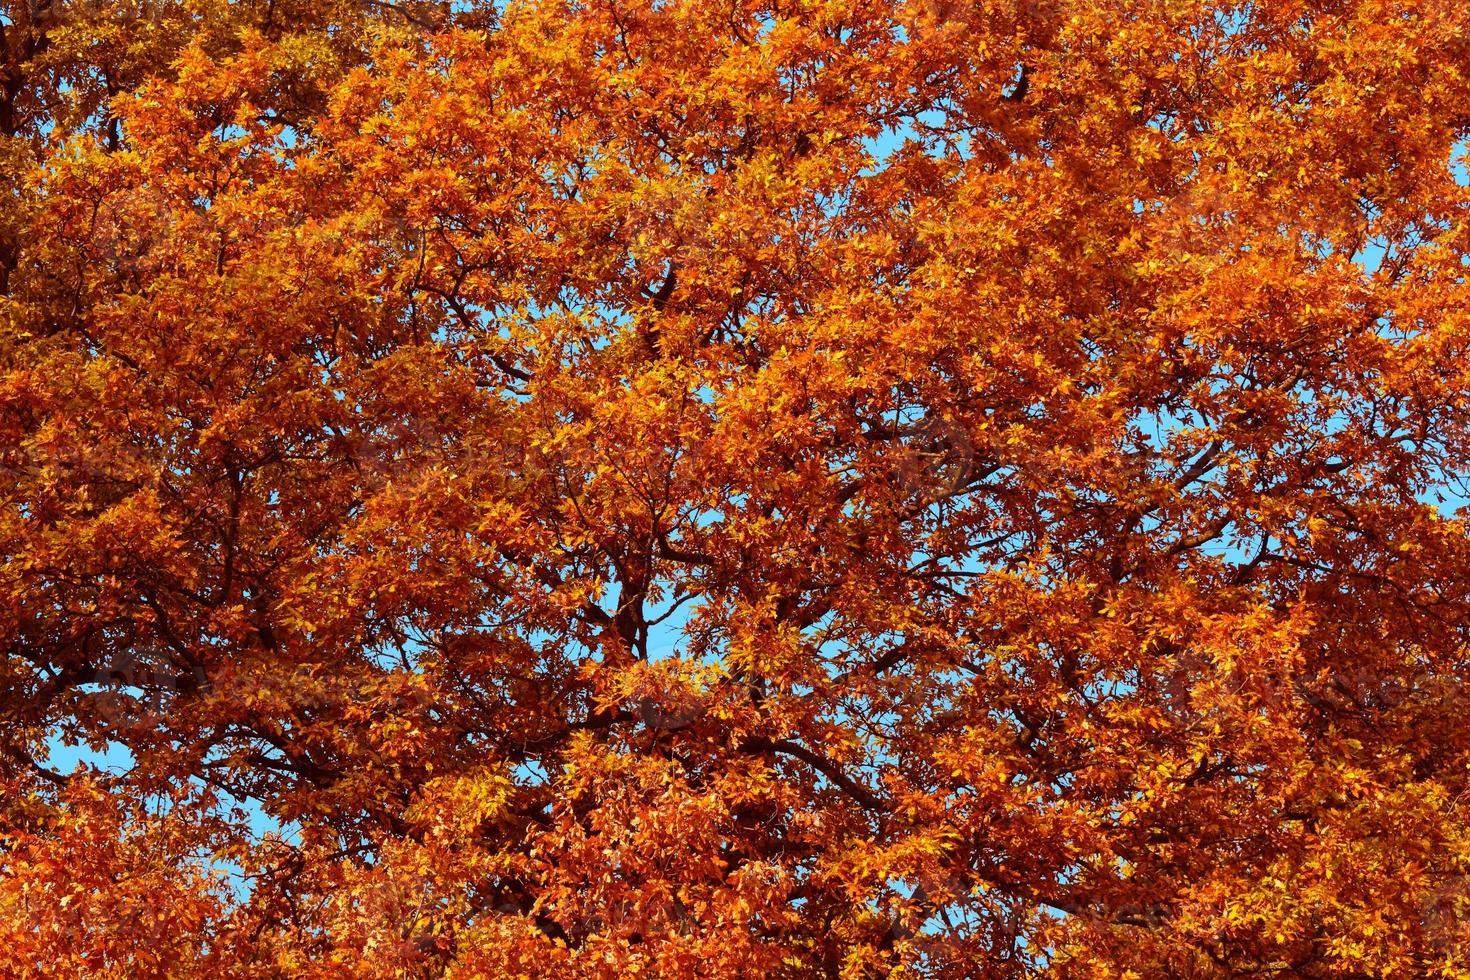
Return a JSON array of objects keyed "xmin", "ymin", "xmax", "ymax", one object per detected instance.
[{"xmin": 41, "ymin": 730, "xmax": 288, "ymax": 898}]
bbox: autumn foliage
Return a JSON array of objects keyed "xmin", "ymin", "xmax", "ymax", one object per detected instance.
[{"xmin": 2, "ymin": 0, "xmax": 1470, "ymax": 975}]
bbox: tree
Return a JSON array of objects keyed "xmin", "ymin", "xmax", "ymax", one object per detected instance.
[{"xmin": 2, "ymin": 0, "xmax": 1469, "ymax": 975}]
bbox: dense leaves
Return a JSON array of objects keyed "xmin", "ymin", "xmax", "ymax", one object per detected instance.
[{"xmin": 3, "ymin": 0, "xmax": 1470, "ymax": 976}]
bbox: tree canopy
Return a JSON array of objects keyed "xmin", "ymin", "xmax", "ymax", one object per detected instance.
[{"xmin": 2, "ymin": 0, "xmax": 1470, "ymax": 976}]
